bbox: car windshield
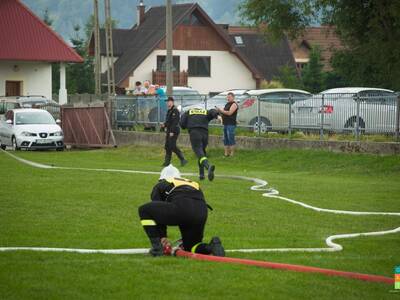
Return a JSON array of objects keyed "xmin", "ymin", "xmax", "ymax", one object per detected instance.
[
  {"xmin": 173, "ymin": 90, "xmax": 202, "ymax": 99},
  {"xmin": 15, "ymin": 111, "xmax": 55, "ymax": 125}
]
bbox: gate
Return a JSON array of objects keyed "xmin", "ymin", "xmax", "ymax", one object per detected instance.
[{"xmin": 61, "ymin": 104, "xmax": 116, "ymax": 148}]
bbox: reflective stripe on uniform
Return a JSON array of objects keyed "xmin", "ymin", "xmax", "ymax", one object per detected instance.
[
  {"xmin": 141, "ymin": 219, "xmax": 156, "ymax": 226},
  {"xmin": 189, "ymin": 108, "xmax": 207, "ymax": 115},
  {"xmin": 191, "ymin": 242, "xmax": 202, "ymax": 253},
  {"xmin": 199, "ymin": 157, "xmax": 207, "ymax": 164},
  {"xmin": 165, "ymin": 177, "xmax": 200, "ymax": 190}
]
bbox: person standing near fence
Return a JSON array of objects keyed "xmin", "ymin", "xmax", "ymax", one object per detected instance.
[
  {"xmin": 217, "ymin": 92, "xmax": 238, "ymax": 157},
  {"xmin": 155, "ymin": 84, "xmax": 167, "ymax": 123},
  {"xmin": 162, "ymin": 97, "xmax": 187, "ymax": 167},
  {"xmin": 180, "ymin": 108, "xmax": 218, "ymax": 181},
  {"xmin": 133, "ymin": 81, "xmax": 147, "ymax": 95}
]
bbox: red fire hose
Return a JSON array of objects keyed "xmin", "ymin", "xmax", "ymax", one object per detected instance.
[{"xmin": 175, "ymin": 250, "xmax": 394, "ymax": 285}]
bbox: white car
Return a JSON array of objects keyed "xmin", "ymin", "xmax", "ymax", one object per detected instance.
[
  {"xmin": 237, "ymin": 89, "xmax": 312, "ymax": 132},
  {"xmin": 146, "ymin": 87, "xmax": 202, "ymax": 123},
  {"xmin": 292, "ymin": 87, "xmax": 397, "ymax": 133},
  {"xmin": 0, "ymin": 109, "xmax": 64, "ymax": 151},
  {"xmin": 182, "ymin": 89, "xmax": 249, "ymax": 112}
]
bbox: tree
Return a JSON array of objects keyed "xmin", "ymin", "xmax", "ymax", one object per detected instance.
[
  {"xmin": 239, "ymin": 0, "xmax": 318, "ymax": 41},
  {"xmin": 260, "ymin": 80, "xmax": 284, "ymax": 89},
  {"xmin": 301, "ymin": 46, "xmax": 324, "ymax": 93},
  {"xmin": 239, "ymin": 0, "xmax": 400, "ymax": 90},
  {"xmin": 66, "ymin": 23, "xmax": 95, "ymax": 94},
  {"xmin": 42, "ymin": 9, "xmax": 53, "ymax": 27},
  {"xmin": 273, "ymin": 65, "xmax": 303, "ymax": 89}
]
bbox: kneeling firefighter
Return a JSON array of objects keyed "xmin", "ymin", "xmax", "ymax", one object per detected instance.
[{"xmin": 138, "ymin": 165, "xmax": 225, "ymax": 257}]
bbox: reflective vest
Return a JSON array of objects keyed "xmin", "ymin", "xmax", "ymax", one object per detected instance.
[{"xmin": 165, "ymin": 177, "xmax": 200, "ymax": 191}]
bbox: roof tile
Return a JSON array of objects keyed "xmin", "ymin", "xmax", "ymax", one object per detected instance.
[{"xmin": 0, "ymin": 0, "xmax": 83, "ymax": 62}]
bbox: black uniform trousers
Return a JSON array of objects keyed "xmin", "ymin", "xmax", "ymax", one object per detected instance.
[
  {"xmin": 138, "ymin": 198, "xmax": 210, "ymax": 253},
  {"xmin": 164, "ymin": 131, "xmax": 184, "ymax": 163},
  {"xmin": 189, "ymin": 128, "xmax": 208, "ymax": 158},
  {"xmin": 189, "ymin": 128, "xmax": 210, "ymax": 176}
]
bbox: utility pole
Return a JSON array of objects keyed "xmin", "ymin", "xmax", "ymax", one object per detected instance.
[
  {"xmin": 93, "ymin": 0, "xmax": 101, "ymax": 97},
  {"xmin": 104, "ymin": 0, "xmax": 116, "ymax": 96},
  {"xmin": 165, "ymin": 0, "xmax": 173, "ymax": 96}
]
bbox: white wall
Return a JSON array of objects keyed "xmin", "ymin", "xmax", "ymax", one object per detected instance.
[
  {"xmin": 127, "ymin": 49, "xmax": 256, "ymax": 94},
  {"xmin": 0, "ymin": 61, "xmax": 52, "ymax": 99},
  {"xmin": 101, "ymin": 56, "xmax": 118, "ymax": 74}
]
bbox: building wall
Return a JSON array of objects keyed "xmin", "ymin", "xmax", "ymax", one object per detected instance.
[
  {"xmin": 127, "ymin": 49, "xmax": 256, "ymax": 94},
  {"xmin": 157, "ymin": 25, "xmax": 230, "ymax": 51},
  {"xmin": 100, "ymin": 56, "xmax": 118, "ymax": 74},
  {"xmin": 0, "ymin": 61, "xmax": 52, "ymax": 99}
]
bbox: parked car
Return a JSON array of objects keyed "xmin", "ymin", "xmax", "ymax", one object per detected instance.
[
  {"xmin": 292, "ymin": 87, "xmax": 397, "ymax": 133},
  {"xmin": 237, "ymin": 89, "xmax": 312, "ymax": 132},
  {"xmin": 182, "ymin": 89, "xmax": 249, "ymax": 112},
  {"xmin": 16, "ymin": 95, "xmax": 59, "ymax": 107},
  {"xmin": 147, "ymin": 87, "xmax": 202, "ymax": 123},
  {"xmin": 169, "ymin": 87, "xmax": 203, "ymax": 108},
  {"xmin": 0, "ymin": 109, "xmax": 64, "ymax": 151},
  {"xmin": 16, "ymin": 95, "xmax": 61, "ymax": 120},
  {"xmin": 0, "ymin": 98, "xmax": 20, "ymax": 117}
]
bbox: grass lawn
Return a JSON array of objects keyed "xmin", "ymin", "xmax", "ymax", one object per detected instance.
[{"xmin": 0, "ymin": 146, "xmax": 399, "ymax": 299}]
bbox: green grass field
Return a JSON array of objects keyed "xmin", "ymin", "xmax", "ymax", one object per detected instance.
[{"xmin": 0, "ymin": 146, "xmax": 399, "ymax": 299}]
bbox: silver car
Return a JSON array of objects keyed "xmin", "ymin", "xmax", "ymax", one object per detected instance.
[
  {"xmin": 237, "ymin": 89, "xmax": 312, "ymax": 132},
  {"xmin": 182, "ymin": 90, "xmax": 249, "ymax": 112},
  {"xmin": 0, "ymin": 109, "xmax": 64, "ymax": 151},
  {"xmin": 292, "ymin": 87, "xmax": 397, "ymax": 133}
]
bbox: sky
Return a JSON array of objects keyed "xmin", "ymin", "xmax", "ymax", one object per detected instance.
[{"xmin": 22, "ymin": 0, "xmax": 243, "ymax": 41}]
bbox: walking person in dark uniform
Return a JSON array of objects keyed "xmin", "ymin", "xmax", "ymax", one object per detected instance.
[
  {"xmin": 217, "ymin": 92, "xmax": 238, "ymax": 157},
  {"xmin": 180, "ymin": 108, "xmax": 219, "ymax": 181},
  {"xmin": 138, "ymin": 165, "xmax": 225, "ymax": 257},
  {"xmin": 162, "ymin": 97, "xmax": 187, "ymax": 167}
]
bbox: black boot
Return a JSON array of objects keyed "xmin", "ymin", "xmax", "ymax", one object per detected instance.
[
  {"xmin": 207, "ymin": 236, "xmax": 225, "ymax": 257},
  {"xmin": 149, "ymin": 237, "xmax": 163, "ymax": 257},
  {"xmin": 208, "ymin": 165, "xmax": 215, "ymax": 181},
  {"xmin": 199, "ymin": 164, "xmax": 205, "ymax": 180},
  {"xmin": 201, "ymin": 159, "xmax": 215, "ymax": 182},
  {"xmin": 176, "ymin": 149, "xmax": 187, "ymax": 167},
  {"xmin": 162, "ymin": 153, "xmax": 171, "ymax": 167}
]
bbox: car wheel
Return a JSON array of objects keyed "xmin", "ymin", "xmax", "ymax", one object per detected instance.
[
  {"xmin": 0, "ymin": 142, "xmax": 6, "ymax": 150},
  {"xmin": 11, "ymin": 136, "xmax": 20, "ymax": 151},
  {"xmin": 249, "ymin": 117, "xmax": 272, "ymax": 134},
  {"xmin": 344, "ymin": 117, "xmax": 365, "ymax": 134}
]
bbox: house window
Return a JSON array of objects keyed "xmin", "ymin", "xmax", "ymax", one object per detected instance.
[
  {"xmin": 157, "ymin": 56, "xmax": 180, "ymax": 72},
  {"xmin": 188, "ymin": 56, "xmax": 211, "ymax": 77},
  {"xmin": 234, "ymin": 36, "xmax": 243, "ymax": 45}
]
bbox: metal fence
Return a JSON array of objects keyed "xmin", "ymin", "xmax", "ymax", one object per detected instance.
[
  {"xmin": 52, "ymin": 93, "xmax": 109, "ymax": 105},
  {"xmin": 113, "ymin": 93, "xmax": 400, "ymax": 142}
]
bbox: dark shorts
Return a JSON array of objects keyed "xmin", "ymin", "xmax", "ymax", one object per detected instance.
[{"xmin": 223, "ymin": 125, "xmax": 236, "ymax": 146}]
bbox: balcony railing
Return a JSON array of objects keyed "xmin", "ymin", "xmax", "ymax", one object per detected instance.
[{"xmin": 152, "ymin": 70, "xmax": 188, "ymax": 86}]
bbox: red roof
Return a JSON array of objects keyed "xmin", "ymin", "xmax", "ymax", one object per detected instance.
[{"xmin": 0, "ymin": 0, "xmax": 83, "ymax": 63}]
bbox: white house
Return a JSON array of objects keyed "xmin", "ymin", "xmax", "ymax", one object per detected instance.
[
  {"xmin": 0, "ymin": 0, "xmax": 83, "ymax": 103},
  {"xmin": 89, "ymin": 2, "xmax": 296, "ymax": 95}
]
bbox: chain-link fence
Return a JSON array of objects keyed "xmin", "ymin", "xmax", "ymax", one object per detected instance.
[{"xmin": 112, "ymin": 92, "xmax": 400, "ymax": 142}]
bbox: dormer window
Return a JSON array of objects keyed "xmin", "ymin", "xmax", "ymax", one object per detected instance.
[{"xmin": 234, "ymin": 36, "xmax": 243, "ymax": 45}]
